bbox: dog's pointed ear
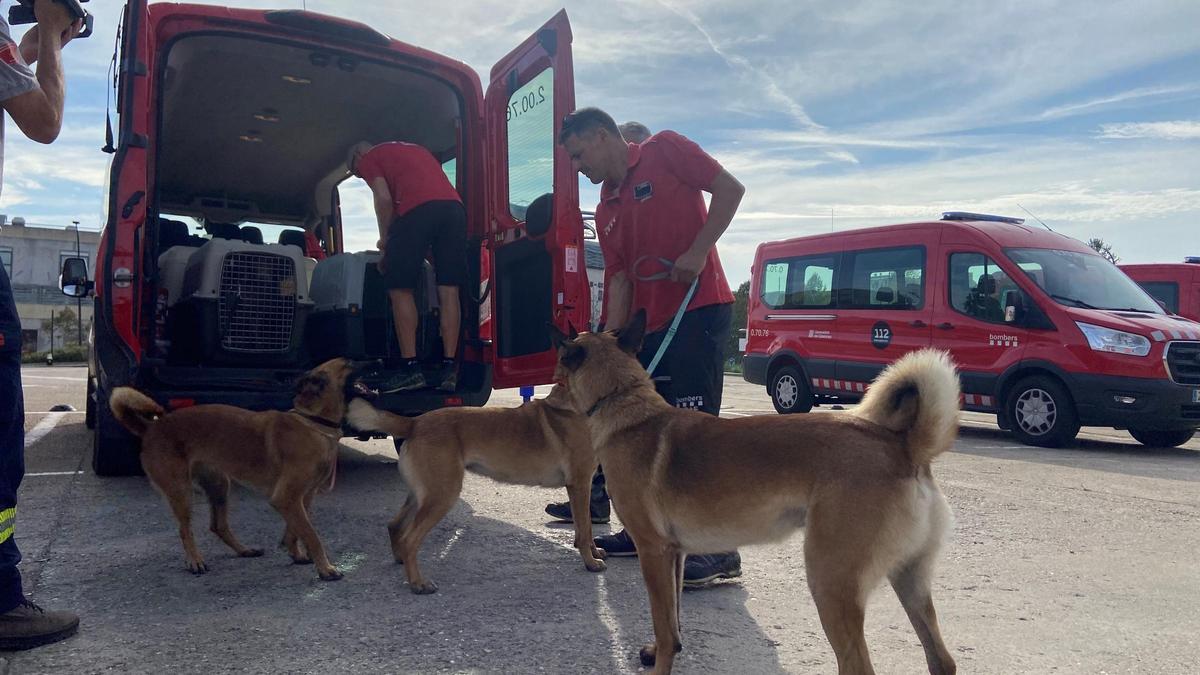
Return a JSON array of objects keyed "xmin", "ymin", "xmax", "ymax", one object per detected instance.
[
  {"xmin": 616, "ymin": 309, "xmax": 647, "ymax": 354},
  {"xmin": 566, "ymin": 321, "xmax": 579, "ymax": 341},
  {"xmin": 548, "ymin": 322, "xmax": 568, "ymax": 349}
]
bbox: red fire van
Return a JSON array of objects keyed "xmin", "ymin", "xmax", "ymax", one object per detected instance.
[
  {"xmin": 743, "ymin": 213, "xmax": 1200, "ymax": 448},
  {"xmin": 60, "ymin": 3, "xmax": 589, "ymax": 474},
  {"xmin": 1120, "ymin": 259, "xmax": 1200, "ymax": 322}
]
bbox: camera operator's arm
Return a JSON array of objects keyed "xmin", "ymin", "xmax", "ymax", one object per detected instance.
[{"xmin": 2, "ymin": 1, "xmax": 82, "ymax": 144}]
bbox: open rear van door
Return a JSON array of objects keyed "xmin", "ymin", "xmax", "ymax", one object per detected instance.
[{"xmin": 483, "ymin": 10, "xmax": 588, "ymax": 388}]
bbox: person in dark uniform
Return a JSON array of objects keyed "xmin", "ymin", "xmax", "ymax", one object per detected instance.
[{"xmin": 0, "ymin": 0, "xmax": 84, "ymax": 650}]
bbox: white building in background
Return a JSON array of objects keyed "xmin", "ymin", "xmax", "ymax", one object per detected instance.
[{"xmin": 0, "ymin": 215, "xmax": 100, "ymax": 353}]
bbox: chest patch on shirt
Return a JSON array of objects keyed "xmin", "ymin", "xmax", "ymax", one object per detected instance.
[{"xmin": 634, "ymin": 181, "xmax": 653, "ymax": 202}]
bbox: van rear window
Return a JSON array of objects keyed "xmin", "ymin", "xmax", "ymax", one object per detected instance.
[{"xmin": 761, "ymin": 255, "xmax": 835, "ymax": 309}]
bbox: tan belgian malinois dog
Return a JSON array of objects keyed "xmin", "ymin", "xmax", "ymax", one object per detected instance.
[
  {"xmin": 346, "ymin": 384, "xmax": 604, "ymax": 594},
  {"xmin": 551, "ymin": 310, "xmax": 959, "ymax": 675},
  {"xmin": 109, "ymin": 358, "xmax": 367, "ymax": 581}
]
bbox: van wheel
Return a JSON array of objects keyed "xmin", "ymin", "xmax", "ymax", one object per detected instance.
[
  {"xmin": 771, "ymin": 365, "xmax": 813, "ymax": 414},
  {"xmin": 1006, "ymin": 375, "xmax": 1080, "ymax": 448},
  {"xmin": 92, "ymin": 390, "xmax": 143, "ymax": 477},
  {"xmin": 1127, "ymin": 428, "xmax": 1195, "ymax": 448},
  {"xmin": 84, "ymin": 377, "xmax": 96, "ymax": 430}
]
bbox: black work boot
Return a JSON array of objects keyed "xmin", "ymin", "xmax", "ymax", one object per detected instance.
[
  {"xmin": 545, "ymin": 470, "xmax": 610, "ymax": 523},
  {"xmin": 683, "ymin": 551, "xmax": 743, "ymax": 588},
  {"xmin": 0, "ymin": 599, "xmax": 80, "ymax": 651},
  {"xmin": 378, "ymin": 361, "xmax": 426, "ymax": 394},
  {"xmin": 436, "ymin": 359, "xmax": 458, "ymax": 393}
]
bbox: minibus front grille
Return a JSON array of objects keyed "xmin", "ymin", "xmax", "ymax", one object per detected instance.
[
  {"xmin": 218, "ymin": 252, "xmax": 297, "ymax": 353},
  {"xmin": 1164, "ymin": 341, "xmax": 1200, "ymax": 385}
]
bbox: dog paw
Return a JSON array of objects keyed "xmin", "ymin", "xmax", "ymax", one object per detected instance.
[
  {"xmin": 319, "ymin": 569, "xmax": 344, "ymax": 582},
  {"xmin": 291, "ymin": 556, "xmax": 314, "ymax": 566},
  {"xmin": 592, "ymin": 545, "xmax": 608, "ymax": 560},
  {"xmin": 585, "ymin": 558, "xmax": 607, "ymax": 573},
  {"xmin": 639, "ymin": 644, "xmax": 657, "ymax": 667},
  {"xmin": 240, "ymin": 548, "xmax": 265, "ymax": 558},
  {"xmin": 187, "ymin": 561, "xmax": 209, "ymax": 575},
  {"xmin": 410, "ymin": 580, "xmax": 438, "ymax": 595}
]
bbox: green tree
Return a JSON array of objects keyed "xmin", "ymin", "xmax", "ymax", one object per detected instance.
[
  {"xmin": 1086, "ymin": 238, "xmax": 1120, "ymax": 264},
  {"xmin": 41, "ymin": 307, "xmax": 84, "ymax": 348},
  {"xmin": 805, "ymin": 271, "xmax": 830, "ymax": 305}
]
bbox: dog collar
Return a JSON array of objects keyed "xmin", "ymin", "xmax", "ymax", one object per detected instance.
[
  {"xmin": 585, "ymin": 384, "xmax": 639, "ymax": 417},
  {"xmin": 290, "ymin": 409, "xmax": 342, "ymax": 430}
]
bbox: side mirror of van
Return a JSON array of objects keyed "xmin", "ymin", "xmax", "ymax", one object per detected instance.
[
  {"xmin": 525, "ymin": 192, "xmax": 553, "ymax": 239},
  {"xmin": 59, "ymin": 257, "xmax": 92, "ymax": 298},
  {"xmin": 1002, "ymin": 290, "xmax": 1023, "ymax": 324}
]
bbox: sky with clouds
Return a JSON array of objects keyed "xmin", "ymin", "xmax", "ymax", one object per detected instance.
[{"xmin": 1, "ymin": 0, "xmax": 1198, "ymax": 287}]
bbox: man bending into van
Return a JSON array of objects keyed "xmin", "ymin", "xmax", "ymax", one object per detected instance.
[
  {"xmin": 347, "ymin": 141, "xmax": 466, "ymax": 393},
  {"xmin": 0, "ymin": 0, "xmax": 83, "ymax": 649},
  {"xmin": 558, "ymin": 107, "xmax": 746, "ymax": 587}
]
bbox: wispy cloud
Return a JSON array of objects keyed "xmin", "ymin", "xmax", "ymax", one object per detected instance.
[
  {"xmin": 1097, "ymin": 120, "xmax": 1200, "ymax": 140},
  {"xmin": 1038, "ymin": 85, "xmax": 1200, "ymax": 120}
]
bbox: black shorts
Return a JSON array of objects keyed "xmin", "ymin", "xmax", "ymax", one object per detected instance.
[
  {"xmin": 383, "ymin": 200, "xmax": 467, "ymax": 290},
  {"xmin": 636, "ymin": 302, "xmax": 733, "ymax": 416}
]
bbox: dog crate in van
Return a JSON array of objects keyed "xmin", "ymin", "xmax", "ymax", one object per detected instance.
[{"xmin": 167, "ymin": 237, "xmax": 313, "ymax": 366}]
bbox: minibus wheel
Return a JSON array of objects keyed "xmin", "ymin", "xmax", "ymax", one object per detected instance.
[
  {"xmin": 84, "ymin": 376, "xmax": 96, "ymax": 430},
  {"xmin": 92, "ymin": 390, "xmax": 145, "ymax": 477},
  {"xmin": 770, "ymin": 365, "xmax": 813, "ymax": 414},
  {"xmin": 1127, "ymin": 428, "xmax": 1195, "ymax": 448},
  {"xmin": 1006, "ymin": 375, "xmax": 1080, "ymax": 448}
]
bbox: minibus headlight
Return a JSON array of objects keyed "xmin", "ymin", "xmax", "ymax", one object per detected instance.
[{"xmin": 1075, "ymin": 322, "xmax": 1151, "ymax": 357}]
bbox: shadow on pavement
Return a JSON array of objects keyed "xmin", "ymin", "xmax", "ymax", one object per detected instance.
[{"xmin": 955, "ymin": 425, "xmax": 1200, "ymax": 482}]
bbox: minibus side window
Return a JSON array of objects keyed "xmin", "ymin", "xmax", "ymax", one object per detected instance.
[
  {"xmin": 760, "ymin": 255, "xmax": 835, "ymax": 309},
  {"xmin": 949, "ymin": 252, "xmax": 1022, "ymax": 324},
  {"xmin": 505, "ymin": 67, "xmax": 554, "ymax": 220},
  {"xmin": 841, "ymin": 246, "xmax": 924, "ymax": 310},
  {"xmin": 1136, "ymin": 281, "xmax": 1179, "ymax": 314}
]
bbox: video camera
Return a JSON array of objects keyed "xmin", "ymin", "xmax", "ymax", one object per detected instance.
[{"xmin": 8, "ymin": 0, "xmax": 93, "ymax": 39}]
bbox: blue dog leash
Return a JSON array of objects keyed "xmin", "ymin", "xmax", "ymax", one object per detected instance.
[{"xmin": 632, "ymin": 256, "xmax": 700, "ymax": 377}]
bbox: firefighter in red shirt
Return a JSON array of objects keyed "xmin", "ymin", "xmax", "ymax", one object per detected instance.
[
  {"xmin": 347, "ymin": 141, "xmax": 466, "ymax": 393},
  {"xmin": 558, "ymin": 108, "xmax": 746, "ymax": 587}
]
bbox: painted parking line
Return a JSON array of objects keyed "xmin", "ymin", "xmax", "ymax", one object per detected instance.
[
  {"xmin": 24, "ymin": 412, "xmax": 67, "ymax": 448},
  {"xmin": 21, "ymin": 374, "xmax": 86, "ymax": 381},
  {"xmin": 25, "ymin": 471, "xmax": 83, "ymax": 477}
]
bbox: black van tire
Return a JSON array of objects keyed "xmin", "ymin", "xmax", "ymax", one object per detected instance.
[
  {"xmin": 770, "ymin": 365, "xmax": 813, "ymax": 414},
  {"xmin": 1127, "ymin": 427, "xmax": 1195, "ymax": 448},
  {"xmin": 1006, "ymin": 375, "xmax": 1080, "ymax": 448},
  {"xmin": 84, "ymin": 376, "xmax": 96, "ymax": 430},
  {"xmin": 92, "ymin": 390, "xmax": 143, "ymax": 477}
]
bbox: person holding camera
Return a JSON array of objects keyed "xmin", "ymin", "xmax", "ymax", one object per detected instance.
[{"xmin": 0, "ymin": 0, "xmax": 84, "ymax": 650}]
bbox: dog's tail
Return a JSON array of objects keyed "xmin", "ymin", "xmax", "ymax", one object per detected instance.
[
  {"xmin": 346, "ymin": 398, "xmax": 415, "ymax": 439},
  {"xmin": 108, "ymin": 387, "xmax": 166, "ymax": 439},
  {"xmin": 852, "ymin": 349, "xmax": 960, "ymax": 466}
]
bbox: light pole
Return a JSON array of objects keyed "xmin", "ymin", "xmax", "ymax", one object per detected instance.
[{"xmin": 73, "ymin": 220, "xmax": 82, "ymax": 345}]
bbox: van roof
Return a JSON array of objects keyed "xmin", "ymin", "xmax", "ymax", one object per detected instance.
[{"xmin": 756, "ymin": 217, "xmax": 1092, "ymax": 257}]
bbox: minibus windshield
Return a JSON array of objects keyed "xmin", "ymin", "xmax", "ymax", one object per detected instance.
[{"xmin": 1006, "ymin": 248, "xmax": 1164, "ymax": 314}]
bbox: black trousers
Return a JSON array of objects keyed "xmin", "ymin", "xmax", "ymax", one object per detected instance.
[
  {"xmin": 0, "ymin": 263, "xmax": 26, "ymax": 612},
  {"xmin": 637, "ymin": 302, "xmax": 732, "ymax": 416}
]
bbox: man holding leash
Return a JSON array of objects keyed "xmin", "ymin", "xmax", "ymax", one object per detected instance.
[
  {"xmin": 0, "ymin": 0, "xmax": 83, "ymax": 649},
  {"xmin": 558, "ymin": 108, "xmax": 745, "ymax": 586},
  {"xmin": 544, "ymin": 120, "xmax": 652, "ymax": 527}
]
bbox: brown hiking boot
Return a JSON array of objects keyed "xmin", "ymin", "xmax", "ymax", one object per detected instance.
[{"xmin": 0, "ymin": 599, "xmax": 80, "ymax": 651}]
